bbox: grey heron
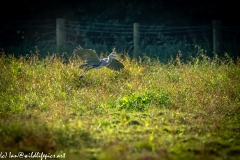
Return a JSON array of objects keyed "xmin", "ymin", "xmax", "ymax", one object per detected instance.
[{"xmin": 73, "ymin": 46, "xmax": 124, "ymax": 79}]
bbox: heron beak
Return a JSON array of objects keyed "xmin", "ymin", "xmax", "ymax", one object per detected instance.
[{"xmin": 111, "ymin": 52, "xmax": 118, "ymax": 56}]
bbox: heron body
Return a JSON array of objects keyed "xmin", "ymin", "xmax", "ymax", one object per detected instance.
[{"xmin": 73, "ymin": 46, "xmax": 124, "ymax": 79}]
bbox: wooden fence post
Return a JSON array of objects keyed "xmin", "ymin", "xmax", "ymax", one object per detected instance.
[
  {"xmin": 212, "ymin": 20, "xmax": 222, "ymax": 54},
  {"xmin": 133, "ymin": 23, "xmax": 140, "ymax": 57},
  {"xmin": 56, "ymin": 18, "xmax": 66, "ymax": 52}
]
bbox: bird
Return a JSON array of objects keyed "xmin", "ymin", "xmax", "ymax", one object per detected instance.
[{"xmin": 73, "ymin": 46, "xmax": 124, "ymax": 79}]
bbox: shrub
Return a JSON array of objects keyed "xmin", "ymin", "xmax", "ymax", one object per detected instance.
[{"xmin": 115, "ymin": 90, "xmax": 170, "ymax": 111}]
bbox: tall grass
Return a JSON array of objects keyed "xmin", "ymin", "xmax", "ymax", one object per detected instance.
[{"xmin": 0, "ymin": 47, "xmax": 240, "ymax": 160}]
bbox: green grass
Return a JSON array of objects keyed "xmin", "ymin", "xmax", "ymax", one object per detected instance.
[{"xmin": 0, "ymin": 48, "xmax": 240, "ymax": 160}]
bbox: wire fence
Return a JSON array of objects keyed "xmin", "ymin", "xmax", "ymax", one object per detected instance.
[{"xmin": 1, "ymin": 19, "xmax": 240, "ymax": 59}]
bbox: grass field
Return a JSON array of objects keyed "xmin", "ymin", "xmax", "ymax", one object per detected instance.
[{"xmin": 0, "ymin": 48, "xmax": 240, "ymax": 160}]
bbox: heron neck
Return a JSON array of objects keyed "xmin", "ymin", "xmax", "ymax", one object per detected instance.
[{"xmin": 107, "ymin": 54, "xmax": 114, "ymax": 63}]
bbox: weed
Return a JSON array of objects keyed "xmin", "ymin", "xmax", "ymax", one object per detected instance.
[{"xmin": 0, "ymin": 48, "xmax": 240, "ymax": 160}]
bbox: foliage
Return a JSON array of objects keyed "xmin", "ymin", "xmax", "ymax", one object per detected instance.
[
  {"xmin": 0, "ymin": 47, "xmax": 240, "ymax": 160},
  {"xmin": 115, "ymin": 89, "xmax": 170, "ymax": 111}
]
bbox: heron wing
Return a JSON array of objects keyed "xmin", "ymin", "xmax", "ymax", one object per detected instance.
[
  {"xmin": 73, "ymin": 47, "xmax": 100, "ymax": 64},
  {"xmin": 106, "ymin": 58, "xmax": 124, "ymax": 71}
]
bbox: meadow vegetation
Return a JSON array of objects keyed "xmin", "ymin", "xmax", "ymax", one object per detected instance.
[{"xmin": 0, "ymin": 46, "xmax": 240, "ymax": 160}]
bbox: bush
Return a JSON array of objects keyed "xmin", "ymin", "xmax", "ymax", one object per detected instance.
[{"xmin": 115, "ymin": 90, "xmax": 170, "ymax": 111}]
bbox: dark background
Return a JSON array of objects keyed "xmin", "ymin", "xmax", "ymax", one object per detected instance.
[
  {"xmin": 1, "ymin": 0, "xmax": 239, "ymax": 25},
  {"xmin": 0, "ymin": 0, "xmax": 240, "ymax": 25},
  {"xmin": 0, "ymin": 0, "xmax": 239, "ymax": 59}
]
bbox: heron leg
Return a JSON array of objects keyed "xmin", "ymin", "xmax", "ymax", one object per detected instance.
[{"xmin": 79, "ymin": 68, "xmax": 91, "ymax": 80}]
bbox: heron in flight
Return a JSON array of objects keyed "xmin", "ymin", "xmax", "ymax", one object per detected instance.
[{"xmin": 73, "ymin": 46, "xmax": 124, "ymax": 79}]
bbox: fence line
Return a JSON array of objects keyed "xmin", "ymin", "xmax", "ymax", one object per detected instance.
[
  {"xmin": 1, "ymin": 19, "xmax": 240, "ymax": 57},
  {"xmin": 58, "ymin": 19, "xmax": 218, "ymax": 56}
]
